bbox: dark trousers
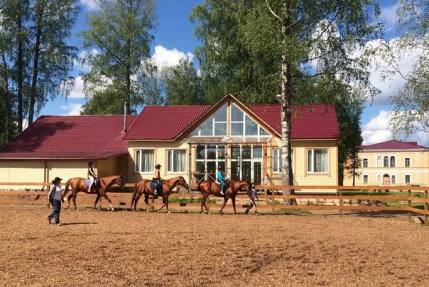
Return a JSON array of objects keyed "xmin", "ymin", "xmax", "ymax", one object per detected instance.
[{"xmin": 48, "ymin": 199, "xmax": 61, "ymax": 224}]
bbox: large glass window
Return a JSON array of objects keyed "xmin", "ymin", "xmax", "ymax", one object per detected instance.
[
  {"xmin": 195, "ymin": 145, "xmax": 225, "ymax": 177},
  {"xmin": 167, "ymin": 150, "xmax": 186, "ymax": 172},
  {"xmin": 135, "ymin": 150, "xmax": 154, "ymax": 172},
  {"xmin": 191, "ymin": 104, "xmax": 227, "ymax": 136},
  {"xmin": 272, "ymin": 148, "xmax": 293, "ymax": 173},
  {"xmin": 307, "ymin": 149, "xmax": 328, "ymax": 173}
]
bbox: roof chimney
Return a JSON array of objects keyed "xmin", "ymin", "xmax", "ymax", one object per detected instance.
[{"xmin": 123, "ymin": 101, "xmax": 127, "ymax": 133}]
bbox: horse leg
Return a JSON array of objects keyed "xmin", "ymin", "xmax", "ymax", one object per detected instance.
[
  {"xmin": 200, "ymin": 194, "xmax": 208, "ymax": 214},
  {"xmin": 72, "ymin": 192, "xmax": 77, "ymax": 210},
  {"xmin": 133, "ymin": 192, "xmax": 143, "ymax": 211},
  {"xmin": 220, "ymin": 196, "xmax": 229, "ymax": 214},
  {"xmin": 155, "ymin": 196, "xmax": 166, "ymax": 212},
  {"xmin": 232, "ymin": 197, "xmax": 237, "ymax": 215},
  {"xmin": 64, "ymin": 193, "xmax": 72, "ymax": 210},
  {"xmin": 100, "ymin": 192, "xmax": 114, "ymax": 211},
  {"xmin": 93, "ymin": 194, "xmax": 101, "ymax": 210}
]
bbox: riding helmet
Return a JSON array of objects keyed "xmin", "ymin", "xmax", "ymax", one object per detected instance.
[{"xmin": 155, "ymin": 164, "xmax": 161, "ymax": 169}]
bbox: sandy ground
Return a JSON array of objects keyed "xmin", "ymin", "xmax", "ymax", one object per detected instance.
[{"xmin": 0, "ymin": 206, "xmax": 428, "ymax": 287}]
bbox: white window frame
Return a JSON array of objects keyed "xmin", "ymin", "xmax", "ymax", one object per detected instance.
[
  {"xmin": 135, "ymin": 149, "xmax": 155, "ymax": 173},
  {"xmin": 362, "ymin": 158, "xmax": 368, "ymax": 168},
  {"xmin": 405, "ymin": 158, "xmax": 410, "ymax": 167},
  {"xmin": 272, "ymin": 148, "xmax": 293, "ymax": 173},
  {"xmin": 363, "ymin": 175, "xmax": 368, "ymax": 184},
  {"xmin": 390, "ymin": 156, "xmax": 395, "ymax": 167},
  {"xmin": 167, "ymin": 149, "xmax": 186, "ymax": 173},
  {"xmin": 405, "ymin": 174, "xmax": 411, "ymax": 184},
  {"xmin": 307, "ymin": 148, "xmax": 328, "ymax": 173}
]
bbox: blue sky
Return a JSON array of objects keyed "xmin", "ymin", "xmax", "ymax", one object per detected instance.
[{"xmin": 39, "ymin": 0, "xmax": 429, "ymax": 147}]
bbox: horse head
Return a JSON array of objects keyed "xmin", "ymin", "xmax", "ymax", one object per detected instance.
[{"xmin": 177, "ymin": 176, "xmax": 189, "ymax": 189}]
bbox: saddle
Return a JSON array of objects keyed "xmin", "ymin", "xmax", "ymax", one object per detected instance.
[
  {"xmin": 150, "ymin": 179, "xmax": 163, "ymax": 195},
  {"xmin": 85, "ymin": 178, "xmax": 99, "ymax": 192}
]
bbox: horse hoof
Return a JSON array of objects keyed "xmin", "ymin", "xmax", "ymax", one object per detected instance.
[{"xmin": 111, "ymin": 208, "xmax": 115, "ymax": 211}]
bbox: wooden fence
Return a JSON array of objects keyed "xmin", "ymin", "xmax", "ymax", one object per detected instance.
[{"xmin": 0, "ymin": 182, "xmax": 428, "ymax": 224}]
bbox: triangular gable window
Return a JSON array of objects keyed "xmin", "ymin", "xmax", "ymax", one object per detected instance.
[{"xmin": 190, "ymin": 103, "xmax": 270, "ymax": 138}]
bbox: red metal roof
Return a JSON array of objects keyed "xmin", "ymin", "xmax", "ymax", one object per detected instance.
[
  {"xmin": 248, "ymin": 104, "xmax": 340, "ymax": 139},
  {"xmin": 360, "ymin": 140, "xmax": 429, "ymax": 151},
  {"xmin": 123, "ymin": 105, "xmax": 212, "ymax": 140},
  {"xmin": 0, "ymin": 115, "xmax": 137, "ymax": 159},
  {"xmin": 124, "ymin": 102, "xmax": 339, "ymax": 140}
]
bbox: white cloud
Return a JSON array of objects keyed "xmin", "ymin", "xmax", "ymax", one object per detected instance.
[
  {"xmin": 80, "ymin": 0, "xmax": 99, "ymax": 10},
  {"xmin": 378, "ymin": 2, "xmax": 400, "ymax": 32},
  {"xmin": 362, "ymin": 110, "xmax": 429, "ymax": 147},
  {"xmin": 61, "ymin": 103, "xmax": 83, "ymax": 115},
  {"xmin": 365, "ymin": 38, "xmax": 423, "ymax": 106},
  {"xmin": 68, "ymin": 76, "xmax": 85, "ymax": 99},
  {"xmin": 150, "ymin": 45, "xmax": 194, "ymax": 72}
]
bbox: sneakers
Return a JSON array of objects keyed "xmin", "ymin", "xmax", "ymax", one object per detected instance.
[{"xmin": 56, "ymin": 223, "xmax": 62, "ymax": 226}]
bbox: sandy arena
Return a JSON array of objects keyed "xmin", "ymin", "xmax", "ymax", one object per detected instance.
[{"xmin": 0, "ymin": 206, "xmax": 428, "ymax": 287}]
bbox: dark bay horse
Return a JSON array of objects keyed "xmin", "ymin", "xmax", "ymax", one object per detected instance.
[
  {"xmin": 63, "ymin": 175, "xmax": 125, "ymax": 211},
  {"xmin": 197, "ymin": 180, "xmax": 251, "ymax": 214},
  {"xmin": 130, "ymin": 176, "xmax": 189, "ymax": 212}
]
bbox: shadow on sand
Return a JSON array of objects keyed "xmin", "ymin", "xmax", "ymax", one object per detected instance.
[{"xmin": 60, "ymin": 222, "xmax": 97, "ymax": 226}]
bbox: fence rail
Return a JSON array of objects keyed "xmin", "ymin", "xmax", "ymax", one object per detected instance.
[{"xmin": 0, "ymin": 182, "xmax": 428, "ymax": 224}]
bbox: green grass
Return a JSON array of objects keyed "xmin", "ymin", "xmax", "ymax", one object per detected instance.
[{"xmin": 271, "ymin": 208, "xmax": 311, "ymax": 215}]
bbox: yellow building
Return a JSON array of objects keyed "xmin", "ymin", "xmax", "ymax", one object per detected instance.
[
  {"xmin": 0, "ymin": 94, "xmax": 340, "ymax": 191},
  {"xmin": 343, "ymin": 140, "xmax": 429, "ymax": 187}
]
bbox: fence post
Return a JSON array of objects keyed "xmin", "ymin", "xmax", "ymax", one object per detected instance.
[
  {"xmin": 408, "ymin": 189, "xmax": 411, "ymax": 222},
  {"xmin": 339, "ymin": 187, "xmax": 343, "ymax": 217},
  {"xmin": 425, "ymin": 190, "xmax": 428, "ymax": 225}
]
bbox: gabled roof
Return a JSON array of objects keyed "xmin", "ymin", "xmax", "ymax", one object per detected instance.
[
  {"xmin": 124, "ymin": 94, "xmax": 340, "ymax": 141},
  {"xmin": 0, "ymin": 115, "xmax": 137, "ymax": 159},
  {"xmin": 360, "ymin": 140, "xmax": 429, "ymax": 151}
]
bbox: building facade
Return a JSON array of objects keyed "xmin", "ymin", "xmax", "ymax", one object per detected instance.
[
  {"xmin": 343, "ymin": 140, "xmax": 429, "ymax": 187},
  {"xmin": 0, "ymin": 94, "xmax": 340, "ymax": 192}
]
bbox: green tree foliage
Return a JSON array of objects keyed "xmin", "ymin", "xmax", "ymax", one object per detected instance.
[
  {"xmin": 164, "ymin": 59, "xmax": 205, "ymax": 105},
  {"xmin": 389, "ymin": 0, "xmax": 429, "ymax": 136},
  {"xmin": 191, "ymin": 0, "xmax": 381, "ymax": 192},
  {"xmin": 80, "ymin": 0, "xmax": 156, "ymax": 115},
  {"xmin": 0, "ymin": 0, "xmax": 78, "ymax": 146}
]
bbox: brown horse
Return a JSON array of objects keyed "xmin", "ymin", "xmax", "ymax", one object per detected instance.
[
  {"xmin": 197, "ymin": 180, "xmax": 251, "ymax": 214},
  {"xmin": 63, "ymin": 175, "xmax": 125, "ymax": 211},
  {"xmin": 130, "ymin": 176, "xmax": 189, "ymax": 212}
]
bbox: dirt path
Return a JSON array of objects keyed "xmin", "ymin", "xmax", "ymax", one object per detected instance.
[{"xmin": 0, "ymin": 206, "xmax": 428, "ymax": 287}]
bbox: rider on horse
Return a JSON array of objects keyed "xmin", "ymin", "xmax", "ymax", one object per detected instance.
[
  {"xmin": 87, "ymin": 161, "xmax": 98, "ymax": 192},
  {"xmin": 152, "ymin": 163, "xmax": 163, "ymax": 197},
  {"xmin": 217, "ymin": 166, "xmax": 227, "ymax": 196}
]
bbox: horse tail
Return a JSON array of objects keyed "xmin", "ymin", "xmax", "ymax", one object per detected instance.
[{"xmin": 63, "ymin": 178, "xmax": 72, "ymax": 197}]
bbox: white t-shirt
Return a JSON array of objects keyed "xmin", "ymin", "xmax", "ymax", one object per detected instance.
[{"xmin": 49, "ymin": 185, "xmax": 64, "ymax": 201}]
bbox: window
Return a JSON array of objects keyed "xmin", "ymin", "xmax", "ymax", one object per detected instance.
[
  {"xmin": 273, "ymin": 149, "xmax": 294, "ymax": 173},
  {"xmin": 191, "ymin": 104, "xmax": 227, "ymax": 136},
  {"xmin": 377, "ymin": 156, "xmax": 382, "ymax": 167},
  {"xmin": 195, "ymin": 144, "xmax": 225, "ymax": 176},
  {"xmin": 362, "ymin": 158, "xmax": 368, "ymax": 168},
  {"xmin": 390, "ymin": 156, "xmax": 395, "ymax": 167},
  {"xmin": 405, "ymin": 175, "xmax": 411, "ymax": 184},
  {"xmin": 363, "ymin": 175, "xmax": 368, "ymax": 184},
  {"xmin": 391, "ymin": 175, "xmax": 396, "ymax": 184},
  {"xmin": 405, "ymin": 158, "xmax": 410, "ymax": 167},
  {"xmin": 135, "ymin": 150, "xmax": 154, "ymax": 172},
  {"xmin": 307, "ymin": 149, "xmax": 328, "ymax": 173},
  {"xmin": 167, "ymin": 150, "xmax": 186, "ymax": 172},
  {"xmin": 383, "ymin": 156, "xmax": 389, "ymax": 167}
]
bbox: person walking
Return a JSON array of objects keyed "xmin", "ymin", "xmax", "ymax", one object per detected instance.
[
  {"xmin": 47, "ymin": 177, "xmax": 65, "ymax": 226},
  {"xmin": 245, "ymin": 183, "xmax": 259, "ymax": 214}
]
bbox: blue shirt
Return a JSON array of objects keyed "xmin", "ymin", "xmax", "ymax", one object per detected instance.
[{"xmin": 217, "ymin": 171, "xmax": 225, "ymax": 182}]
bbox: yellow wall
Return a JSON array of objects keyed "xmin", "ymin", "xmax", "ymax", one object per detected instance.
[
  {"xmin": 128, "ymin": 138, "xmax": 339, "ymax": 193},
  {"xmin": 343, "ymin": 149, "xmax": 429, "ymax": 187}
]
